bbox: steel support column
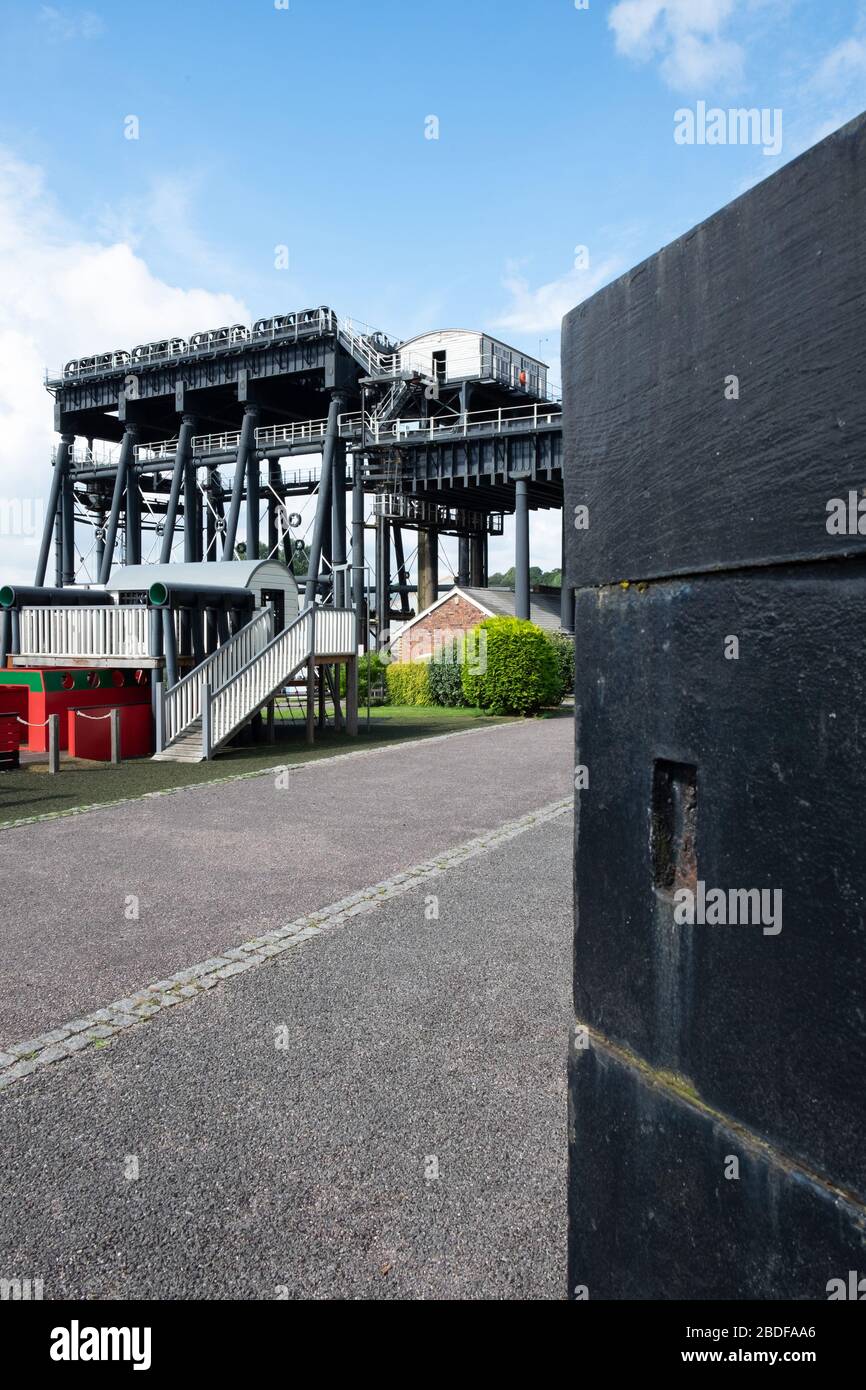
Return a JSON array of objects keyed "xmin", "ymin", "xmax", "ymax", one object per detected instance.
[
  {"xmin": 99, "ymin": 424, "xmax": 138, "ymax": 583},
  {"xmin": 351, "ymin": 464, "xmax": 366, "ymax": 651},
  {"xmin": 305, "ymin": 393, "xmax": 343, "ymax": 604},
  {"xmin": 35, "ymin": 434, "xmax": 72, "ymax": 588},
  {"xmin": 160, "ymin": 416, "xmax": 196, "ymax": 564},
  {"xmin": 331, "ymin": 440, "xmax": 347, "ymax": 607},
  {"xmin": 185, "ymin": 457, "xmax": 201, "ymax": 563},
  {"xmin": 515, "ymin": 478, "xmax": 530, "ymax": 621},
  {"xmin": 61, "ymin": 464, "xmax": 75, "ymax": 587},
  {"xmin": 375, "ymin": 510, "xmax": 391, "ymax": 647},
  {"xmin": 417, "ymin": 526, "xmax": 438, "ymax": 614},
  {"xmin": 162, "ymin": 609, "xmax": 179, "ymax": 689},
  {"xmin": 95, "ymin": 511, "xmax": 106, "ymax": 577},
  {"xmin": 393, "ymin": 525, "xmax": 411, "ymax": 619},
  {"xmin": 223, "ymin": 405, "xmax": 258, "ymax": 559},
  {"xmin": 457, "ymin": 535, "xmax": 471, "ymax": 587},
  {"xmin": 246, "ymin": 449, "xmax": 260, "ymax": 561},
  {"xmin": 469, "ymin": 534, "xmax": 487, "ymax": 587},
  {"xmin": 268, "ymin": 460, "xmax": 281, "ymax": 559}
]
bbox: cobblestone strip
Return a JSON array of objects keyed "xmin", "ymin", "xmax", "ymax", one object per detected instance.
[
  {"xmin": 0, "ymin": 798, "xmax": 571, "ymax": 1091},
  {"xmin": 0, "ymin": 720, "xmax": 522, "ymax": 834}
]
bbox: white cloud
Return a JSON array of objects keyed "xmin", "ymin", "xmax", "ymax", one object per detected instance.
[
  {"xmin": 38, "ymin": 6, "xmax": 104, "ymax": 41},
  {"xmin": 609, "ymin": 0, "xmax": 745, "ymax": 90},
  {"xmin": 494, "ymin": 255, "xmax": 627, "ymax": 338},
  {"xmin": 96, "ymin": 173, "xmax": 244, "ymax": 286},
  {"xmin": 810, "ymin": 37, "xmax": 866, "ymax": 93},
  {"xmin": 0, "ymin": 148, "xmax": 249, "ymax": 585}
]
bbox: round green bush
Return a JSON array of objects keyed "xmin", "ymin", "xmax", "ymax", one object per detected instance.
[{"xmin": 461, "ymin": 617, "xmax": 564, "ymax": 715}]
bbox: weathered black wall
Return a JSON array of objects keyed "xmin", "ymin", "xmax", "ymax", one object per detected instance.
[
  {"xmin": 563, "ymin": 113, "xmax": 866, "ymax": 587},
  {"xmin": 563, "ymin": 115, "xmax": 866, "ymax": 1300}
]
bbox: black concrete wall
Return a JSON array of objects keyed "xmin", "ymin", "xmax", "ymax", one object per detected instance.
[
  {"xmin": 563, "ymin": 114, "xmax": 866, "ymax": 1300},
  {"xmin": 563, "ymin": 113, "xmax": 866, "ymax": 588}
]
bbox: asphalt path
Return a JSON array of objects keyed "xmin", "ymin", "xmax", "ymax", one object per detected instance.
[
  {"xmin": 0, "ymin": 716, "xmax": 572, "ymax": 1046},
  {"xmin": 0, "ymin": 799, "xmax": 572, "ymax": 1299}
]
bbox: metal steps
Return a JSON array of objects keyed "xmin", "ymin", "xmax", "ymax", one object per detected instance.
[{"xmin": 153, "ymin": 720, "xmax": 204, "ymax": 762}]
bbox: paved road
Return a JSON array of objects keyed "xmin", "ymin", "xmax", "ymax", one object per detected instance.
[
  {"xmin": 0, "ymin": 801, "xmax": 572, "ymax": 1299},
  {"xmin": 0, "ymin": 716, "xmax": 572, "ymax": 1046}
]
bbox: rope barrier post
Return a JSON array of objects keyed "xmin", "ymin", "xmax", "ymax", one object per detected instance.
[
  {"xmin": 48, "ymin": 714, "xmax": 60, "ymax": 776},
  {"xmin": 109, "ymin": 708, "xmax": 121, "ymax": 766}
]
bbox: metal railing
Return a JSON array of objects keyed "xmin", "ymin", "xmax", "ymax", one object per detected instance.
[
  {"xmin": 135, "ymin": 400, "xmax": 563, "ymax": 465},
  {"xmin": 340, "ymin": 400, "xmax": 563, "ymax": 444},
  {"xmin": 19, "ymin": 606, "xmax": 153, "ymax": 660},
  {"xmin": 256, "ymin": 418, "xmax": 331, "ymax": 449},
  {"xmin": 164, "ymin": 607, "xmax": 273, "ymax": 746},
  {"xmin": 336, "ymin": 317, "xmax": 432, "ymax": 386},
  {"xmin": 49, "ymin": 307, "xmax": 339, "ymax": 384}
]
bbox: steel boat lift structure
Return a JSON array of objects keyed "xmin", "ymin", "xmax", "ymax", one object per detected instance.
[{"xmin": 0, "ymin": 307, "xmax": 565, "ymax": 762}]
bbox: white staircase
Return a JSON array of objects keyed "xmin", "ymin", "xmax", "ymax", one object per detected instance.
[
  {"xmin": 154, "ymin": 606, "xmax": 355, "ymax": 763},
  {"xmin": 154, "ymin": 607, "xmax": 273, "ymax": 759}
]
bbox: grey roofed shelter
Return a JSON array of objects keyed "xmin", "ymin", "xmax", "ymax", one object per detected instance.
[{"xmin": 106, "ymin": 560, "xmax": 296, "ymax": 598}]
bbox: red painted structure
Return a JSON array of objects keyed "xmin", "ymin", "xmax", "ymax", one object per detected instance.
[
  {"xmin": 0, "ymin": 667, "xmax": 151, "ymax": 753},
  {"xmin": 67, "ymin": 704, "xmax": 153, "ymax": 760}
]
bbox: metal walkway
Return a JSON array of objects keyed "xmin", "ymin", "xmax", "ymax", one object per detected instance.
[{"xmin": 132, "ymin": 401, "xmax": 563, "ymax": 466}]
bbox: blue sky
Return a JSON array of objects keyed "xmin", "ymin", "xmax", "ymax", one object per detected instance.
[{"xmin": 1, "ymin": 0, "xmax": 865, "ymax": 580}]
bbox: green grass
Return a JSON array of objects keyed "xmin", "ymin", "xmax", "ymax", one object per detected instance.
[{"xmin": 0, "ymin": 706, "xmax": 517, "ymax": 829}]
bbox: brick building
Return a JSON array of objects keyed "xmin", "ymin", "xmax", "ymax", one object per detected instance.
[{"xmin": 391, "ymin": 586, "xmax": 562, "ymax": 663}]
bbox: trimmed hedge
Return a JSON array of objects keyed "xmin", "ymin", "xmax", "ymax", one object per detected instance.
[
  {"xmin": 385, "ymin": 660, "xmax": 431, "ymax": 706},
  {"xmin": 548, "ymin": 630, "xmax": 575, "ymax": 695},
  {"xmin": 461, "ymin": 617, "xmax": 563, "ymax": 715}
]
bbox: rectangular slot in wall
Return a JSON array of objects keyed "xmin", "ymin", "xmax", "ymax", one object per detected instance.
[{"xmin": 651, "ymin": 759, "xmax": 698, "ymax": 897}]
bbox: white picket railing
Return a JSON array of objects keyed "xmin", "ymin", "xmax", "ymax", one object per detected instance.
[
  {"xmin": 206, "ymin": 607, "xmax": 355, "ymax": 753},
  {"xmin": 314, "ymin": 607, "xmax": 356, "ymax": 656},
  {"xmin": 19, "ymin": 606, "xmax": 154, "ymax": 660},
  {"xmin": 164, "ymin": 607, "xmax": 273, "ymax": 746}
]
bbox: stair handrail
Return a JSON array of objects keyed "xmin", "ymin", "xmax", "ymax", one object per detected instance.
[
  {"xmin": 208, "ymin": 607, "xmax": 314, "ymax": 752},
  {"xmin": 207, "ymin": 605, "xmax": 356, "ymax": 753},
  {"xmin": 163, "ymin": 606, "xmax": 274, "ymax": 745}
]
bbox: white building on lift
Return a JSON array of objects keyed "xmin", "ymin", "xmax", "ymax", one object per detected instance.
[{"xmin": 398, "ymin": 329, "xmax": 550, "ymax": 400}]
